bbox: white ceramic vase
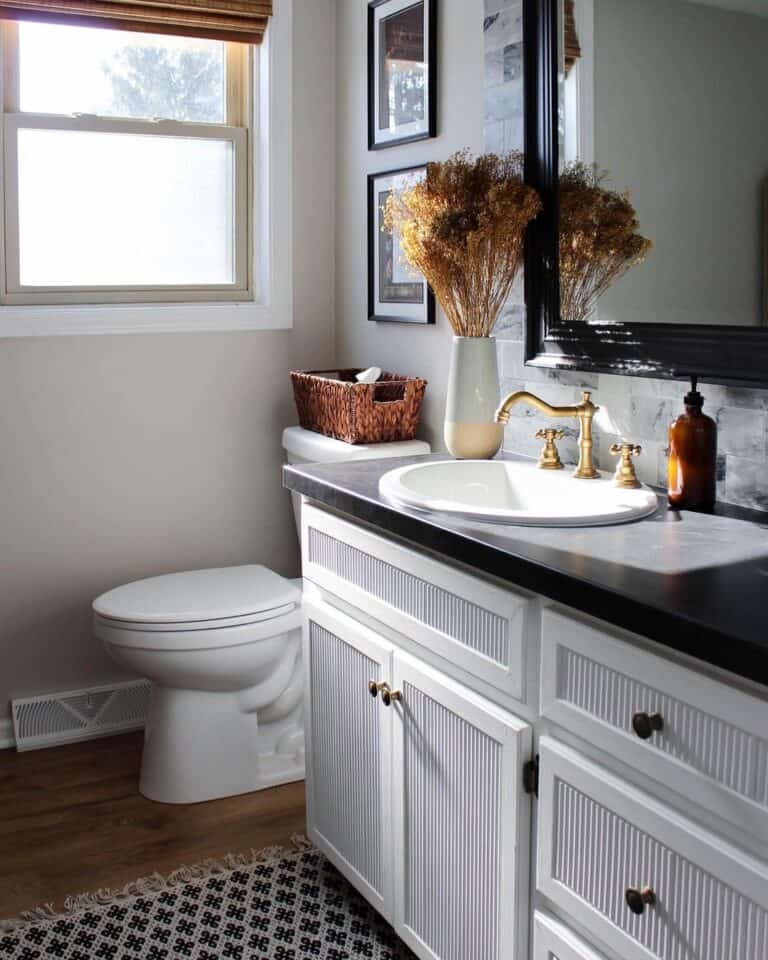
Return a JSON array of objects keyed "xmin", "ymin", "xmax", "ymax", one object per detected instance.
[{"xmin": 444, "ymin": 336, "xmax": 504, "ymax": 459}]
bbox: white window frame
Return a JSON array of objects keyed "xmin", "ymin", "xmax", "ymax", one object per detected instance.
[
  {"xmin": 0, "ymin": 0, "xmax": 293, "ymax": 336},
  {"xmin": 561, "ymin": 0, "xmax": 594, "ymax": 168}
]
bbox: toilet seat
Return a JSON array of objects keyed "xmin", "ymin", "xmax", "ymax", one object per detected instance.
[
  {"xmin": 94, "ymin": 564, "xmax": 299, "ymax": 624},
  {"xmin": 94, "ymin": 565, "xmax": 302, "ymax": 650},
  {"xmin": 96, "ymin": 600, "xmax": 298, "ymax": 632},
  {"xmin": 96, "ymin": 605, "xmax": 303, "ymax": 651}
]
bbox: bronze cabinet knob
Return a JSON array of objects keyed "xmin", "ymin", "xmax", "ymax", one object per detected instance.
[
  {"xmin": 370, "ymin": 681, "xmax": 402, "ymax": 706},
  {"xmin": 380, "ymin": 686, "xmax": 402, "ymax": 707},
  {"xmin": 632, "ymin": 711, "xmax": 664, "ymax": 740},
  {"xmin": 626, "ymin": 886, "xmax": 656, "ymax": 915}
]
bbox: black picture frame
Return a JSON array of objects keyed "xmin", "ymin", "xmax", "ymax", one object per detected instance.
[
  {"xmin": 523, "ymin": 0, "xmax": 768, "ymax": 389},
  {"xmin": 367, "ymin": 165, "xmax": 436, "ymax": 325},
  {"xmin": 368, "ymin": 0, "xmax": 438, "ymax": 151}
]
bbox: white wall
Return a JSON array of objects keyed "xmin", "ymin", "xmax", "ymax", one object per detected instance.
[
  {"xmin": 594, "ymin": 0, "xmax": 768, "ymax": 326},
  {"xmin": 335, "ymin": 0, "xmax": 486, "ymax": 450},
  {"xmin": 0, "ymin": 0, "xmax": 336, "ymax": 731}
]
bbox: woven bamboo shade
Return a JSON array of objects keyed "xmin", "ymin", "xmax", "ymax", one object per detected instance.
[
  {"xmin": 564, "ymin": 0, "xmax": 581, "ymax": 75},
  {"xmin": 0, "ymin": 1, "xmax": 273, "ymax": 44}
]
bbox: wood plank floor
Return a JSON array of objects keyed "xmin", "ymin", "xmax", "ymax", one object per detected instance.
[{"xmin": 0, "ymin": 732, "xmax": 307, "ymax": 920}]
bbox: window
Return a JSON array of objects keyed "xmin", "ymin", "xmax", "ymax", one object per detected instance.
[{"xmin": 1, "ymin": 20, "xmax": 252, "ymax": 305}]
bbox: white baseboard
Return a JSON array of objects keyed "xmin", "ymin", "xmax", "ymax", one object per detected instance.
[{"xmin": 0, "ymin": 716, "xmax": 15, "ymax": 750}]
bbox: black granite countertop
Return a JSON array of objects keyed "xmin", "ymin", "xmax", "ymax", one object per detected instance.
[{"xmin": 284, "ymin": 453, "xmax": 768, "ymax": 689}]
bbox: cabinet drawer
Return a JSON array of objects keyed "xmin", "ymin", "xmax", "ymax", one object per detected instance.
[
  {"xmin": 537, "ymin": 738, "xmax": 768, "ymax": 960},
  {"xmin": 541, "ymin": 609, "xmax": 768, "ymax": 838},
  {"xmin": 302, "ymin": 504, "xmax": 532, "ymax": 701},
  {"xmin": 533, "ymin": 912, "xmax": 607, "ymax": 960}
]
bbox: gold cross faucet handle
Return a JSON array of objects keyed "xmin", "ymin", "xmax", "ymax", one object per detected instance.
[
  {"xmin": 535, "ymin": 428, "xmax": 566, "ymax": 470},
  {"xmin": 610, "ymin": 442, "xmax": 643, "ymax": 489}
]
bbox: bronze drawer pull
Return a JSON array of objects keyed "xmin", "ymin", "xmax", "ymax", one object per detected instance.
[
  {"xmin": 632, "ymin": 711, "xmax": 664, "ymax": 740},
  {"xmin": 368, "ymin": 680, "xmax": 402, "ymax": 706},
  {"xmin": 381, "ymin": 685, "xmax": 402, "ymax": 707},
  {"xmin": 626, "ymin": 886, "xmax": 656, "ymax": 915}
]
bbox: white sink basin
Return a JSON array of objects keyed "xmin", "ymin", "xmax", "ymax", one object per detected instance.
[{"xmin": 379, "ymin": 459, "xmax": 659, "ymax": 527}]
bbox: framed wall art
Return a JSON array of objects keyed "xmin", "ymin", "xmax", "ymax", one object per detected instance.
[
  {"xmin": 368, "ymin": 0, "xmax": 437, "ymax": 150},
  {"xmin": 368, "ymin": 165, "xmax": 435, "ymax": 324}
]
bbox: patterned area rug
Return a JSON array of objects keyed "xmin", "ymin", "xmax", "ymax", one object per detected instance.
[{"xmin": 0, "ymin": 842, "xmax": 415, "ymax": 960}]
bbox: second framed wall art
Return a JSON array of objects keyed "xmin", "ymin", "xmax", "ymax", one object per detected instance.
[
  {"xmin": 368, "ymin": 166, "xmax": 435, "ymax": 324},
  {"xmin": 368, "ymin": 0, "xmax": 437, "ymax": 150}
]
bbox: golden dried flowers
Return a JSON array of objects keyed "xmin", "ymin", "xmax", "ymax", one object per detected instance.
[
  {"xmin": 560, "ymin": 162, "xmax": 652, "ymax": 324},
  {"xmin": 384, "ymin": 150, "xmax": 542, "ymax": 337}
]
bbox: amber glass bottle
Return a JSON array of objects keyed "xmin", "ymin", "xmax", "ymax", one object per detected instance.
[{"xmin": 667, "ymin": 377, "xmax": 717, "ymax": 512}]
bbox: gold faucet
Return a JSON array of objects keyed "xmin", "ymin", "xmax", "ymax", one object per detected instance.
[{"xmin": 495, "ymin": 390, "xmax": 600, "ymax": 479}]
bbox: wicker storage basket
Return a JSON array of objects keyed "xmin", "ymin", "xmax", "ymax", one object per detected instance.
[{"xmin": 290, "ymin": 369, "xmax": 427, "ymax": 444}]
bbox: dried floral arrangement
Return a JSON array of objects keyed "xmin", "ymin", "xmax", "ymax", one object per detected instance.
[
  {"xmin": 560, "ymin": 162, "xmax": 652, "ymax": 324},
  {"xmin": 384, "ymin": 150, "xmax": 542, "ymax": 337}
]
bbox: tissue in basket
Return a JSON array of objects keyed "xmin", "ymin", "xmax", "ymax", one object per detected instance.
[{"xmin": 290, "ymin": 369, "xmax": 427, "ymax": 444}]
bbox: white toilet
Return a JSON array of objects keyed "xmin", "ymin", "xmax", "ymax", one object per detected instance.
[{"xmin": 94, "ymin": 426, "xmax": 430, "ymax": 804}]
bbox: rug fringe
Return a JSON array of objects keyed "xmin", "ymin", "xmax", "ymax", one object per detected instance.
[{"xmin": 0, "ymin": 835, "xmax": 313, "ymax": 934}]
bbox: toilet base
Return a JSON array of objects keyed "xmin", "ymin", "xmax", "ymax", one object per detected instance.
[{"xmin": 139, "ymin": 685, "xmax": 305, "ymax": 804}]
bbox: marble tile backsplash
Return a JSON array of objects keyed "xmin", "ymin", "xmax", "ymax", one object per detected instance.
[
  {"xmin": 494, "ymin": 329, "xmax": 768, "ymax": 511},
  {"xmin": 484, "ymin": 0, "xmax": 768, "ymax": 512}
]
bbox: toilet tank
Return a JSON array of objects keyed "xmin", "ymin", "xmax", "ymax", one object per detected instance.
[{"xmin": 281, "ymin": 426, "xmax": 431, "ymax": 538}]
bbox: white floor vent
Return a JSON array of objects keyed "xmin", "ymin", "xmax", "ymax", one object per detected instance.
[{"xmin": 11, "ymin": 679, "xmax": 151, "ymax": 752}]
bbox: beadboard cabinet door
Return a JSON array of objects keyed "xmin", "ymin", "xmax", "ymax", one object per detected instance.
[
  {"xmin": 537, "ymin": 737, "xmax": 768, "ymax": 960},
  {"xmin": 303, "ymin": 597, "xmax": 395, "ymax": 920},
  {"xmin": 391, "ymin": 652, "xmax": 533, "ymax": 960}
]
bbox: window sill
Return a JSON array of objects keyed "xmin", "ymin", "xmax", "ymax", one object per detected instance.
[{"xmin": 0, "ymin": 300, "xmax": 293, "ymax": 337}]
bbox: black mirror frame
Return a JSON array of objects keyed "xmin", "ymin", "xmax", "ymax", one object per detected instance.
[{"xmin": 523, "ymin": 0, "xmax": 768, "ymax": 389}]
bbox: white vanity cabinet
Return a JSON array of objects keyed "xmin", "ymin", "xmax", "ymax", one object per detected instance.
[
  {"xmin": 300, "ymin": 503, "xmax": 768, "ymax": 960},
  {"xmin": 303, "ymin": 596, "xmax": 533, "ymax": 960}
]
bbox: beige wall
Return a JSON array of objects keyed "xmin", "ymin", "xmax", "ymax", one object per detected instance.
[
  {"xmin": 335, "ymin": 0, "xmax": 485, "ymax": 450},
  {"xmin": 0, "ymin": 0, "xmax": 336, "ymax": 726}
]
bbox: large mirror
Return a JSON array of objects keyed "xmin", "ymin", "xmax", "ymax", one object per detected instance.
[
  {"xmin": 524, "ymin": 0, "xmax": 768, "ymax": 385},
  {"xmin": 561, "ymin": 0, "xmax": 767, "ymax": 328}
]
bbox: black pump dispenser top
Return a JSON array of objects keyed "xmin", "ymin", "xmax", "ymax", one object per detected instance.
[{"xmin": 684, "ymin": 375, "xmax": 704, "ymax": 409}]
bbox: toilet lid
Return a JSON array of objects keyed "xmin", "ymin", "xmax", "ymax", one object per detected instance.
[{"xmin": 93, "ymin": 566, "xmax": 301, "ymax": 625}]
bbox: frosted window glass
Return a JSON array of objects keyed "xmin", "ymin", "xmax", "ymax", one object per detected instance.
[
  {"xmin": 19, "ymin": 22, "xmax": 226, "ymax": 123},
  {"xmin": 17, "ymin": 129, "xmax": 236, "ymax": 287}
]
